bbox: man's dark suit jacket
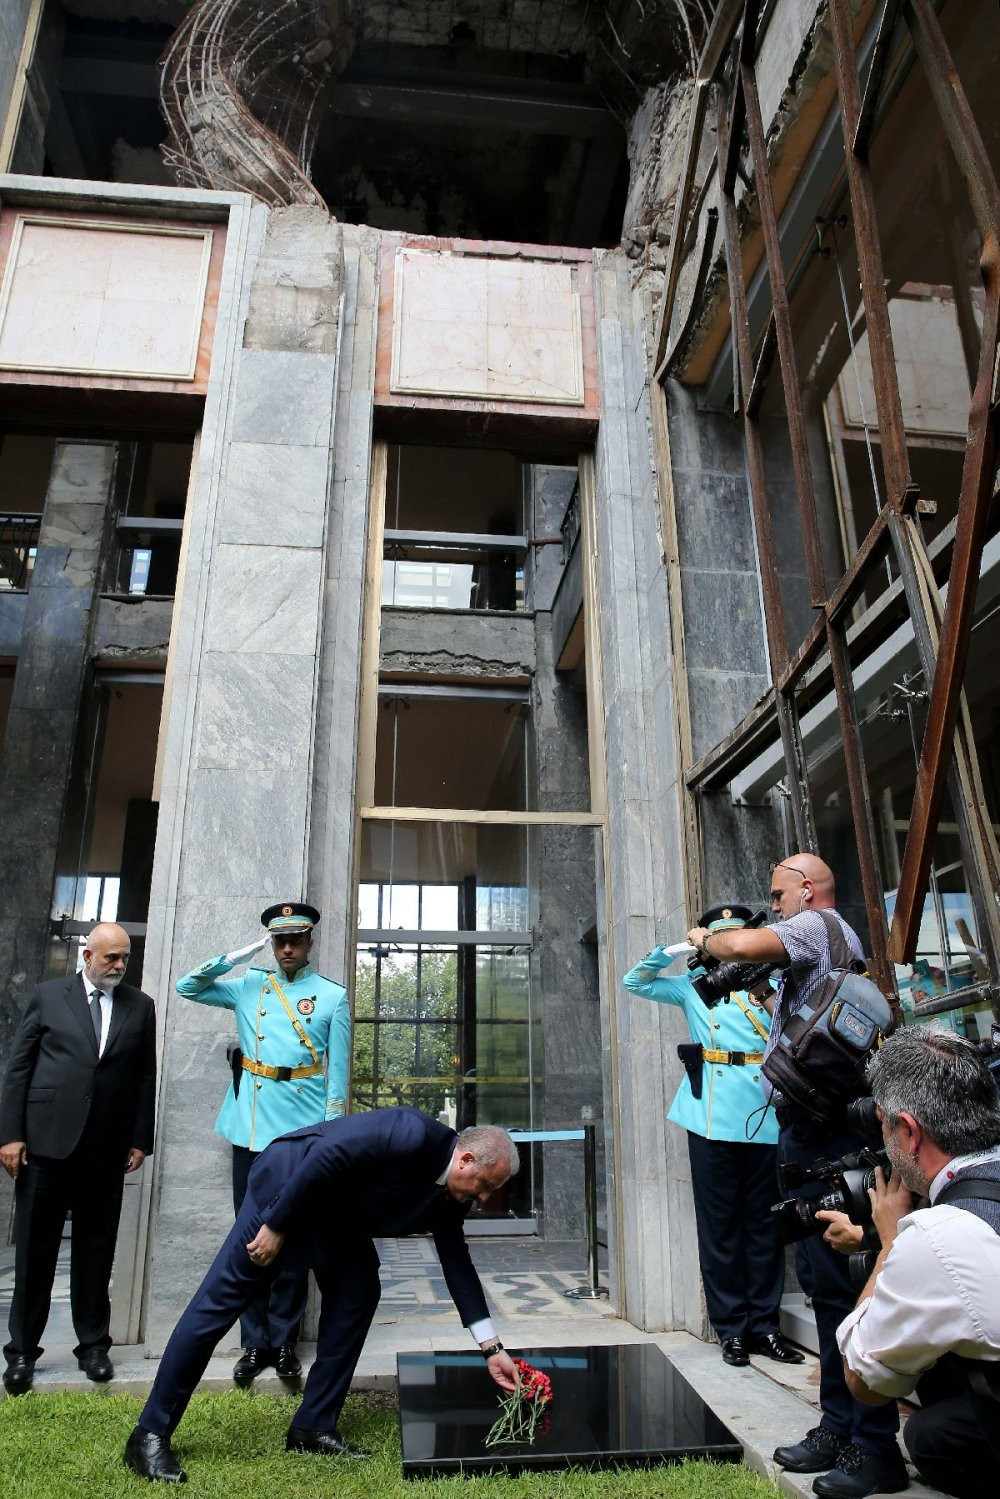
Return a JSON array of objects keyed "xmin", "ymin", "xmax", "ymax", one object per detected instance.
[
  {"xmin": 248, "ymin": 1106, "xmax": 489, "ymax": 1326},
  {"xmin": 0, "ymin": 973, "xmax": 156, "ymax": 1159}
]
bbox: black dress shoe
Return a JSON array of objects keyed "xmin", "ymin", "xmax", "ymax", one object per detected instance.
[
  {"xmin": 275, "ymin": 1345, "xmax": 302, "ymax": 1379},
  {"xmin": 286, "ymin": 1427, "xmax": 371, "ymax": 1459},
  {"xmin": 774, "ymin": 1425, "xmax": 845, "ymax": 1473},
  {"xmin": 232, "ymin": 1347, "xmax": 272, "ymax": 1387},
  {"xmin": 812, "ymin": 1442, "xmax": 908, "ymax": 1497},
  {"xmin": 749, "ymin": 1331, "xmax": 806, "ymax": 1364},
  {"xmin": 123, "ymin": 1426, "xmax": 187, "ymax": 1484},
  {"xmin": 721, "ymin": 1336, "xmax": 750, "ymax": 1366},
  {"xmin": 78, "ymin": 1348, "xmax": 114, "ymax": 1382},
  {"xmin": 2, "ymin": 1354, "xmax": 34, "ymax": 1395}
]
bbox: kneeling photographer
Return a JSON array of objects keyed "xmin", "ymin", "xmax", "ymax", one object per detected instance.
[
  {"xmin": 688, "ymin": 852, "xmax": 903, "ymax": 1498},
  {"xmin": 835, "ymin": 1026, "xmax": 1000, "ymax": 1499}
]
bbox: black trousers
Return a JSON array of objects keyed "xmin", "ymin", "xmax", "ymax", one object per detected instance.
[
  {"xmin": 232, "ymin": 1145, "xmax": 308, "ymax": 1350},
  {"xmin": 4, "ymin": 1139, "xmax": 125, "ymax": 1361},
  {"xmin": 686, "ymin": 1133, "xmax": 784, "ymax": 1340},
  {"xmin": 904, "ymin": 1360, "xmax": 1000, "ymax": 1497},
  {"xmin": 139, "ymin": 1183, "xmax": 381, "ymax": 1438},
  {"xmin": 778, "ymin": 1120, "xmax": 899, "ymax": 1453}
]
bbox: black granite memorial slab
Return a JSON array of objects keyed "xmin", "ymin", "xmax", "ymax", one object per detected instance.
[{"xmin": 397, "ymin": 1344, "xmax": 743, "ymax": 1478}]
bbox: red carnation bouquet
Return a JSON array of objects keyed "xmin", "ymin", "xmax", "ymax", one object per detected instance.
[{"xmin": 484, "ymin": 1358, "xmax": 553, "ymax": 1448}]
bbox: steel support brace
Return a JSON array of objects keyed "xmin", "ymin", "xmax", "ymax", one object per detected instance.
[{"xmin": 825, "ymin": 620, "xmax": 895, "ymax": 998}]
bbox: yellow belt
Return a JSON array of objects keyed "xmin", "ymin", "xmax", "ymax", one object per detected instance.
[
  {"xmin": 242, "ymin": 1058, "xmax": 323, "ymax": 1082},
  {"xmin": 702, "ymin": 1049, "xmax": 763, "ymax": 1065}
]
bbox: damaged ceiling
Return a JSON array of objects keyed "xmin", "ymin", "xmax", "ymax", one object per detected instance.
[{"xmin": 27, "ymin": 0, "xmax": 710, "ymax": 247}]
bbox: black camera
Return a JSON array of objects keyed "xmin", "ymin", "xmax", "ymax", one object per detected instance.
[
  {"xmin": 771, "ymin": 1144, "xmax": 890, "ymax": 1247},
  {"xmin": 687, "ymin": 909, "xmax": 776, "ymax": 1007}
]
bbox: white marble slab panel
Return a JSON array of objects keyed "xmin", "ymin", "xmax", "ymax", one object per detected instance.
[
  {"xmin": 390, "ymin": 247, "xmax": 584, "ymax": 404},
  {"xmin": 195, "ymin": 650, "xmax": 315, "ymax": 771},
  {"xmin": 0, "ymin": 217, "xmax": 211, "ymax": 379},
  {"xmin": 219, "ymin": 442, "xmax": 330, "ymax": 548},
  {"xmin": 205, "ymin": 543, "xmax": 323, "ymax": 656}
]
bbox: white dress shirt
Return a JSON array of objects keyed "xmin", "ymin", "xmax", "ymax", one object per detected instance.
[
  {"xmin": 837, "ymin": 1148, "xmax": 1000, "ymax": 1398},
  {"xmin": 82, "ymin": 973, "xmax": 112, "ymax": 1058}
]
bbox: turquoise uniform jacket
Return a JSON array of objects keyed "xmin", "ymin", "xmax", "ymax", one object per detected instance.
[
  {"xmin": 176, "ymin": 956, "xmax": 351, "ymax": 1153},
  {"xmin": 622, "ymin": 947, "xmax": 777, "ymax": 1145}
]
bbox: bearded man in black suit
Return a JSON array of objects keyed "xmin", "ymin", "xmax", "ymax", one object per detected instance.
[{"xmin": 0, "ymin": 922, "xmax": 157, "ymax": 1393}]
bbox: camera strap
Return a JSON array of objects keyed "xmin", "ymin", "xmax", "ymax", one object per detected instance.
[{"xmin": 935, "ymin": 1178, "xmax": 1000, "ymax": 1211}]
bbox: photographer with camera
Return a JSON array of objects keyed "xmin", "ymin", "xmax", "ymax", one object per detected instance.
[
  {"xmin": 836, "ymin": 1026, "xmax": 1000, "ymax": 1498},
  {"xmin": 688, "ymin": 853, "xmax": 904, "ymax": 1499},
  {"xmin": 623, "ymin": 906, "xmax": 803, "ymax": 1369}
]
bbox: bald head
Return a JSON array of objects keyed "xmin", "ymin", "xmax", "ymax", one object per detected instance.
[
  {"xmin": 83, "ymin": 923, "xmax": 131, "ymax": 990},
  {"xmin": 770, "ymin": 852, "xmax": 836, "ymax": 921}
]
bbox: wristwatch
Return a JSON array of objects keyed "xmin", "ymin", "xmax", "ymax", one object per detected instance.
[{"xmin": 480, "ymin": 1339, "xmax": 504, "ymax": 1359}]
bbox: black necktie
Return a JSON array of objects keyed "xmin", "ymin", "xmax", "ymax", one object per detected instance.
[{"xmin": 90, "ymin": 991, "xmax": 103, "ymax": 1046}]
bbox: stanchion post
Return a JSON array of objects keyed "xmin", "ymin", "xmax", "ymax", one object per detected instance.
[{"xmin": 564, "ymin": 1123, "xmax": 608, "ymax": 1300}]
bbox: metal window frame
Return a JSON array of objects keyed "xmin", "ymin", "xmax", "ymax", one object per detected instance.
[{"xmin": 652, "ymin": 0, "xmax": 1000, "ymax": 1006}]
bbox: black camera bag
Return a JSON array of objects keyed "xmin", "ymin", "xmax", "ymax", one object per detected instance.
[{"xmin": 762, "ymin": 911, "xmax": 893, "ymax": 1123}]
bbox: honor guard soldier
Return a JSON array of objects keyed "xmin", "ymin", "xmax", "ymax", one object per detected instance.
[
  {"xmin": 623, "ymin": 905, "xmax": 803, "ymax": 1368},
  {"xmin": 175, "ymin": 901, "xmax": 350, "ymax": 1386}
]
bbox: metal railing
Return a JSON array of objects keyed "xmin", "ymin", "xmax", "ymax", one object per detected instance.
[{"xmin": 0, "ymin": 512, "xmax": 41, "ymax": 591}]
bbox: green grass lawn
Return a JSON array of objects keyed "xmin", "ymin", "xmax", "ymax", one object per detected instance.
[{"xmin": 0, "ymin": 1389, "xmax": 781, "ymax": 1499}]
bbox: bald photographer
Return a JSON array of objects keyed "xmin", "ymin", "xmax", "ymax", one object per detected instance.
[{"xmin": 836, "ymin": 1026, "xmax": 1000, "ymax": 1498}]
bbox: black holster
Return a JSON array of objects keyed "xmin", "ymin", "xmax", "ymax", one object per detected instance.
[
  {"xmin": 227, "ymin": 1042, "xmax": 243, "ymax": 1098},
  {"xmin": 677, "ymin": 1042, "xmax": 705, "ymax": 1100}
]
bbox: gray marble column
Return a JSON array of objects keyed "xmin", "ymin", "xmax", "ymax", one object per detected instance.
[
  {"xmin": 140, "ymin": 205, "xmax": 349, "ymax": 1351},
  {"xmin": 0, "ymin": 441, "xmax": 117, "ymax": 1051},
  {"xmin": 0, "ymin": 441, "xmax": 117, "ymax": 1232},
  {"xmin": 591, "ymin": 253, "xmax": 703, "ymax": 1333}
]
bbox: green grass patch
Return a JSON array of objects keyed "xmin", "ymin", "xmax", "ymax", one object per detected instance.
[{"xmin": 0, "ymin": 1390, "xmax": 780, "ymax": 1498}]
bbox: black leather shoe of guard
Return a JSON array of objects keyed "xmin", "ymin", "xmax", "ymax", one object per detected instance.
[
  {"xmin": 232, "ymin": 1347, "xmax": 272, "ymax": 1388},
  {"xmin": 2, "ymin": 1355, "xmax": 35, "ymax": 1395},
  {"xmin": 774, "ymin": 1425, "xmax": 845, "ymax": 1473},
  {"xmin": 721, "ymin": 1336, "xmax": 750, "ymax": 1366},
  {"xmin": 275, "ymin": 1345, "xmax": 303, "ymax": 1379},
  {"xmin": 749, "ymin": 1331, "xmax": 806, "ymax": 1364},
  {"xmin": 78, "ymin": 1348, "xmax": 114, "ymax": 1382},
  {"xmin": 123, "ymin": 1426, "xmax": 188, "ymax": 1484},
  {"xmin": 812, "ymin": 1443, "xmax": 909, "ymax": 1498},
  {"xmin": 285, "ymin": 1427, "xmax": 371, "ymax": 1459}
]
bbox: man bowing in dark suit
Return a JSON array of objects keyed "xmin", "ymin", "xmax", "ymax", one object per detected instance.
[
  {"xmin": 0, "ymin": 922, "xmax": 157, "ymax": 1394},
  {"xmin": 124, "ymin": 1107, "xmax": 520, "ymax": 1483}
]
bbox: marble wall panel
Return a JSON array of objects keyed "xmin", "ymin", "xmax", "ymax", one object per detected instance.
[
  {"xmin": 179, "ymin": 768, "xmax": 310, "ymax": 901},
  {"xmin": 204, "ymin": 543, "xmax": 323, "ymax": 657},
  {"xmin": 229, "ymin": 349, "xmax": 337, "ymax": 447},
  {"xmin": 195, "ymin": 651, "xmax": 316, "ymax": 771},
  {"xmin": 0, "ymin": 220, "xmax": 211, "ymax": 379},
  {"xmin": 219, "ymin": 442, "xmax": 331, "ymax": 548},
  {"xmin": 390, "ymin": 248, "xmax": 584, "ymax": 404}
]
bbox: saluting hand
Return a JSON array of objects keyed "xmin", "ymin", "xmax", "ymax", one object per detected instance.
[{"xmin": 225, "ymin": 934, "xmax": 270, "ymax": 966}]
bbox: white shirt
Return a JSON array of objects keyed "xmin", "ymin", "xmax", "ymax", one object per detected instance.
[
  {"xmin": 837, "ymin": 1148, "xmax": 1000, "ymax": 1398},
  {"xmin": 82, "ymin": 974, "xmax": 112, "ymax": 1058}
]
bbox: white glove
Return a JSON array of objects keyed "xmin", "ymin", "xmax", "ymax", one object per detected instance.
[
  {"xmin": 224, "ymin": 934, "xmax": 270, "ymax": 965},
  {"xmin": 661, "ymin": 941, "xmax": 697, "ymax": 960}
]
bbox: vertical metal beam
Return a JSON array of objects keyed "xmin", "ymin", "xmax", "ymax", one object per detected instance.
[
  {"xmin": 828, "ymin": 0, "xmax": 914, "ymax": 511},
  {"xmin": 826, "ymin": 620, "xmax": 895, "ymax": 997},
  {"xmin": 740, "ymin": 60, "xmax": 827, "ymax": 604},
  {"xmin": 716, "ymin": 84, "xmax": 816, "ymax": 850}
]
